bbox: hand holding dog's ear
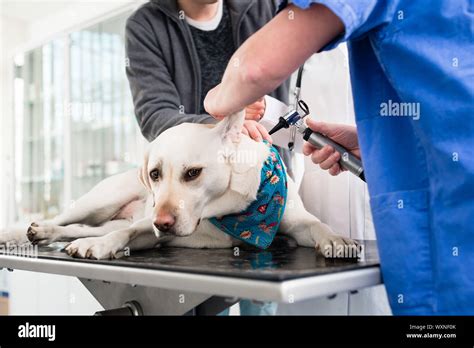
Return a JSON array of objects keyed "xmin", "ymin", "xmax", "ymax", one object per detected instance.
[
  {"xmin": 302, "ymin": 119, "xmax": 360, "ymax": 176},
  {"xmin": 205, "ymin": 85, "xmax": 266, "ymax": 122},
  {"xmin": 204, "ymin": 85, "xmax": 225, "ymax": 119},
  {"xmin": 244, "ymin": 97, "xmax": 266, "ymax": 121},
  {"xmin": 242, "ymin": 120, "xmax": 272, "ymax": 143}
]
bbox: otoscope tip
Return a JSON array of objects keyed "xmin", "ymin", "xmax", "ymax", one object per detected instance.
[
  {"xmin": 268, "ymin": 126, "xmax": 280, "ymax": 135},
  {"xmin": 269, "ymin": 118, "xmax": 289, "ymax": 135}
]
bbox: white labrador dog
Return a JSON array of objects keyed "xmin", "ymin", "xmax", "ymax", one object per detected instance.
[{"xmin": 0, "ymin": 112, "xmax": 356, "ymax": 259}]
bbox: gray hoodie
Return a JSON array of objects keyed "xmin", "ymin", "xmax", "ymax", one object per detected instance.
[{"xmin": 125, "ymin": 0, "xmax": 290, "ymax": 142}]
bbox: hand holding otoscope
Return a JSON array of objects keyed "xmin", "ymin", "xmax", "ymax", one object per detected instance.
[{"xmin": 268, "ymin": 100, "xmax": 366, "ymax": 182}]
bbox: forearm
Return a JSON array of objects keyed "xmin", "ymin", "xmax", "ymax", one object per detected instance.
[{"xmin": 204, "ymin": 3, "xmax": 344, "ymax": 116}]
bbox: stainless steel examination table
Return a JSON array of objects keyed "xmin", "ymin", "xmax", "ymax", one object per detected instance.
[{"xmin": 0, "ymin": 237, "xmax": 381, "ymax": 315}]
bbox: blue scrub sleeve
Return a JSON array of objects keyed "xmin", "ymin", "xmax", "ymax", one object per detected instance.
[{"xmin": 287, "ymin": 0, "xmax": 399, "ymax": 50}]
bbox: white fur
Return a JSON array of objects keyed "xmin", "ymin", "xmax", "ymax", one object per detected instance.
[{"xmin": 0, "ymin": 111, "xmax": 356, "ymax": 259}]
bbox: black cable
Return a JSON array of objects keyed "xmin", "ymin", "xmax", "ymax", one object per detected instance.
[{"xmin": 296, "ymin": 65, "xmax": 304, "ymax": 89}]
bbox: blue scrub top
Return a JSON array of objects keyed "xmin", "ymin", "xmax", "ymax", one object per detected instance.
[{"xmin": 290, "ymin": 0, "xmax": 474, "ymax": 314}]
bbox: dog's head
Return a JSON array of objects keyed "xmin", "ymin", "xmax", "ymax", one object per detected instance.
[{"xmin": 139, "ymin": 111, "xmax": 263, "ymax": 238}]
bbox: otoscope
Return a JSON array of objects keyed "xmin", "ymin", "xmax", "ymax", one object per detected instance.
[{"xmin": 269, "ymin": 100, "xmax": 366, "ymax": 182}]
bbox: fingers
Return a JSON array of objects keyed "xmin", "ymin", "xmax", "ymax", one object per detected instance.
[
  {"xmin": 303, "ymin": 143, "xmax": 344, "ymax": 176},
  {"xmin": 247, "ymin": 99, "xmax": 265, "ymax": 110},
  {"xmin": 245, "ymin": 111, "xmax": 263, "ymax": 121},
  {"xmin": 305, "ymin": 119, "xmax": 361, "ymax": 159},
  {"xmin": 243, "ymin": 121, "xmax": 260, "ymax": 141},
  {"xmin": 255, "ymin": 122, "xmax": 272, "ymax": 143},
  {"xmin": 328, "ymin": 163, "xmax": 342, "ymax": 176},
  {"xmin": 245, "ymin": 98, "xmax": 265, "ymax": 121},
  {"xmin": 318, "ymin": 150, "xmax": 340, "ymax": 170},
  {"xmin": 311, "ymin": 145, "xmax": 335, "ymax": 164},
  {"xmin": 306, "ymin": 118, "xmax": 336, "ymax": 136},
  {"xmin": 302, "ymin": 141, "xmax": 316, "ymax": 156},
  {"xmin": 242, "ymin": 121, "xmax": 272, "ymax": 143},
  {"xmin": 246, "ymin": 97, "xmax": 264, "ymax": 108}
]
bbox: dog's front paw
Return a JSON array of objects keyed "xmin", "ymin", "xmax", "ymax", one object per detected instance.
[
  {"xmin": 315, "ymin": 233, "xmax": 360, "ymax": 259},
  {"xmin": 27, "ymin": 222, "xmax": 59, "ymax": 246},
  {"xmin": 64, "ymin": 236, "xmax": 122, "ymax": 260}
]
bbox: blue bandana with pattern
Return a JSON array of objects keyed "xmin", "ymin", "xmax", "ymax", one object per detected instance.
[{"xmin": 209, "ymin": 141, "xmax": 288, "ymax": 249}]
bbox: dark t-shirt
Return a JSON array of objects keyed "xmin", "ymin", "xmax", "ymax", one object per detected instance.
[{"xmin": 189, "ymin": 4, "xmax": 235, "ymax": 113}]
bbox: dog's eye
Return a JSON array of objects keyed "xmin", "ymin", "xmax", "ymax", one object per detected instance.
[
  {"xmin": 149, "ymin": 169, "xmax": 160, "ymax": 181},
  {"xmin": 184, "ymin": 168, "xmax": 202, "ymax": 181}
]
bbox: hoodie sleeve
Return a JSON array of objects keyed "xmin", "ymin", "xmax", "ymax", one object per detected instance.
[{"xmin": 125, "ymin": 18, "xmax": 216, "ymax": 142}]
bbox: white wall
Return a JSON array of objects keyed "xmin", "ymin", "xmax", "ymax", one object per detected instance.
[
  {"xmin": 0, "ymin": 15, "xmax": 27, "ymax": 229},
  {"xmin": 27, "ymin": 1, "xmax": 142, "ymax": 46}
]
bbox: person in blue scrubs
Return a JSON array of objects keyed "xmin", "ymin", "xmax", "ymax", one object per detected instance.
[{"xmin": 203, "ymin": 0, "xmax": 474, "ymax": 314}]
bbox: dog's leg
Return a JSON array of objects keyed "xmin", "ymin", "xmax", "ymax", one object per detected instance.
[
  {"xmin": 24, "ymin": 169, "xmax": 146, "ymax": 245},
  {"xmin": 26, "ymin": 219, "xmax": 131, "ymax": 246},
  {"xmin": 32, "ymin": 169, "xmax": 145, "ymax": 228},
  {"xmin": 279, "ymin": 179, "xmax": 357, "ymax": 256},
  {"xmin": 64, "ymin": 217, "xmax": 156, "ymax": 259},
  {"xmin": 0, "ymin": 224, "xmax": 30, "ymax": 246}
]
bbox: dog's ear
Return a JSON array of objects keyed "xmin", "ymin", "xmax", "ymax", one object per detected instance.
[
  {"xmin": 229, "ymin": 160, "xmax": 261, "ymax": 201},
  {"xmin": 213, "ymin": 110, "xmax": 245, "ymax": 144},
  {"xmin": 213, "ymin": 109, "xmax": 261, "ymax": 200},
  {"xmin": 138, "ymin": 146, "xmax": 152, "ymax": 192},
  {"xmin": 228, "ymin": 139, "xmax": 263, "ymax": 201}
]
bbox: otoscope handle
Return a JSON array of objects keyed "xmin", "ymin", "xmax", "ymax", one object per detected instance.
[{"xmin": 303, "ymin": 128, "xmax": 366, "ymax": 182}]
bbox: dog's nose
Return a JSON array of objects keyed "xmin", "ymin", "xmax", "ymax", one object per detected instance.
[{"xmin": 153, "ymin": 212, "xmax": 176, "ymax": 233}]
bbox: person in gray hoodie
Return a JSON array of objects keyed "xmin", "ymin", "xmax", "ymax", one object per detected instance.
[
  {"xmin": 125, "ymin": 0, "xmax": 290, "ymax": 315},
  {"xmin": 125, "ymin": 0, "xmax": 290, "ymax": 142}
]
